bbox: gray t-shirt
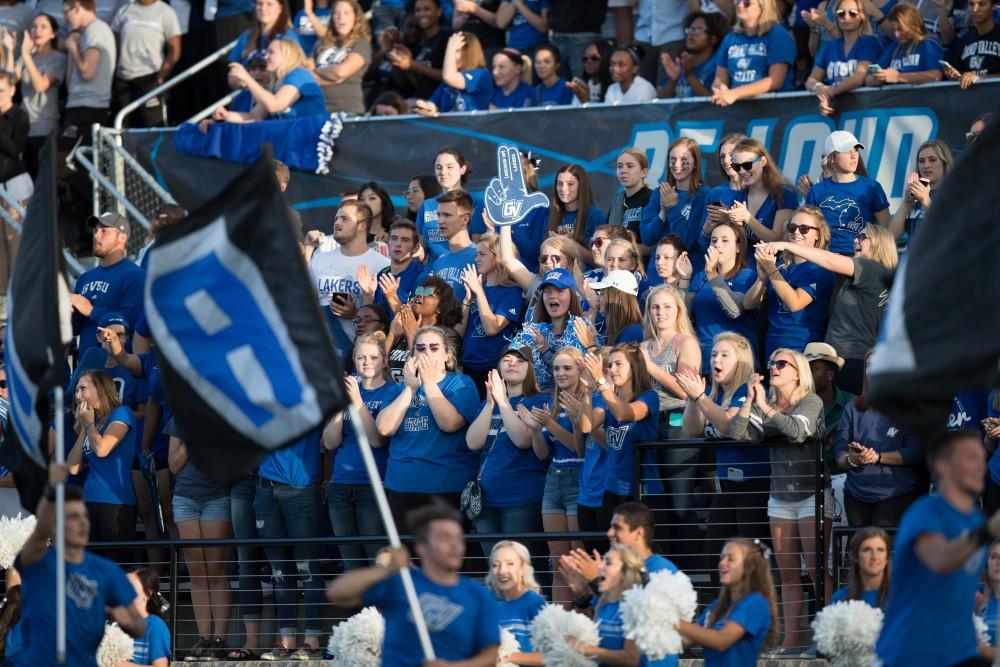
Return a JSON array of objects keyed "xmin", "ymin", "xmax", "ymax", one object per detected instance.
[
  {"xmin": 112, "ymin": 0, "xmax": 181, "ymax": 80},
  {"xmin": 18, "ymin": 49, "xmax": 67, "ymax": 136},
  {"xmin": 165, "ymin": 418, "xmax": 230, "ymax": 502},
  {"xmin": 313, "ymin": 38, "xmax": 371, "ymax": 115},
  {"xmin": 67, "ymin": 18, "xmax": 116, "ymax": 108},
  {"xmin": 825, "ymin": 257, "xmax": 893, "ymax": 360}
]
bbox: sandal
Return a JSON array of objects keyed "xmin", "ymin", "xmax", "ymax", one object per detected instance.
[{"xmin": 225, "ymin": 647, "xmax": 261, "ymax": 660}]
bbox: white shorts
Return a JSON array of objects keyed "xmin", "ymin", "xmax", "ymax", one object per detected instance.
[
  {"xmin": 2, "ymin": 172, "xmax": 33, "ymax": 202},
  {"xmin": 607, "ymin": 0, "xmax": 636, "ymax": 7},
  {"xmin": 768, "ymin": 495, "xmax": 816, "ymax": 520}
]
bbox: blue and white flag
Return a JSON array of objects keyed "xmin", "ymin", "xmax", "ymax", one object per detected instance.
[
  {"xmin": 4, "ymin": 135, "xmax": 69, "ymax": 471},
  {"xmin": 145, "ymin": 152, "xmax": 347, "ymax": 483},
  {"xmin": 869, "ymin": 110, "xmax": 1000, "ymax": 438}
]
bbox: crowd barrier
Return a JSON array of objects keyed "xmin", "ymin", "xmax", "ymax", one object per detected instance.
[{"xmin": 118, "ymin": 80, "xmax": 1000, "ymax": 231}]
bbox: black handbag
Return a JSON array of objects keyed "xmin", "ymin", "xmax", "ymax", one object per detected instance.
[{"xmin": 460, "ymin": 420, "xmax": 501, "ymax": 521}]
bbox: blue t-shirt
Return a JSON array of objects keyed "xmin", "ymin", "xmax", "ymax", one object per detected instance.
[
  {"xmin": 641, "ymin": 187, "xmax": 708, "ymax": 277},
  {"xmin": 603, "ymin": 390, "xmax": 660, "ymax": 497},
  {"xmin": 876, "ymin": 495, "xmax": 985, "ymax": 667},
  {"xmin": 491, "ymin": 81, "xmax": 535, "ymax": 109},
  {"xmin": 16, "ymin": 549, "xmax": 137, "ymax": 667},
  {"xmin": 463, "ymin": 285, "xmax": 525, "ymax": 370},
  {"xmin": 373, "ymin": 261, "xmax": 426, "ymax": 309},
  {"xmin": 496, "ymin": 590, "xmax": 547, "ymax": 651},
  {"xmin": 72, "ymin": 349, "xmax": 149, "ymax": 412},
  {"xmin": 273, "ymin": 67, "xmax": 326, "ymax": 118},
  {"xmin": 986, "ymin": 391, "xmax": 1000, "ymax": 485},
  {"xmin": 666, "ymin": 52, "xmax": 717, "ymax": 98},
  {"xmin": 646, "ymin": 553, "xmax": 679, "ymax": 574},
  {"xmin": 596, "ymin": 600, "xmax": 626, "ymax": 656},
  {"xmin": 429, "ymin": 68, "xmax": 494, "ymax": 112},
  {"xmin": 948, "ymin": 390, "xmax": 990, "ymax": 435},
  {"xmin": 131, "ymin": 614, "xmax": 171, "ymax": 665},
  {"xmin": 733, "ymin": 187, "xmax": 799, "ymax": 253},
  {"xmin": 541, "ymin": 408, "xmax": 584, "ymax": 470},
  {"xmin": 708, "ymin": 385, "xmax": 771, "ymax": 481},
  {"xmin": 332, "ymin": 381, "xmax": 395, "ymax": 485},
  {"xmin": 83, "ymin": 405, "xmax": 137, "ymax": 505},
  {"xmin": 503, "ymin": 0, "xmax": 549, "ymax": 50},
  {"xmin": 763, "ymin": 260, "xmax": 835, "ymax": 358},
  {"xmin": 258, "ymin": 428, "xmax": 321, "ymax": 488},
  {"xmin": 508, "ymin": 205, "xmax": 549, "ymax": 272},
  {"xmin": 384, "ymin": 373, "xmax": 482, "ymax": 493},
  {"xmin": 72, "ymin": 258, "xmax": 144, "ymax": 360},
  {"xmin": 830, "ymin": 586, "xmax": 881, "ymax": 608},
  {"xmin": 815, "ymin": 35, "xmax": 882, "ymax": 83},
  {"xmin": 698, "ymin": 593, "xmax": 772, "ymax": 667},
  {"xmin": 718, "ymin": 27, "xmax": 796, "ymax": 91},
  {"xmin": 877, "ymin": 38, "xmax": 943, "ymax": 73},
  {"xmin": 534, "ymin": 77, "xmax": 575, "ymax": 105},
  {"xmin": 479, "ymin": 394, "xmax": 550, "ymax": 508},
  {"xmin": 292, "ymin": 7, "xmax": 330, "ymax": 56},
  {"xmin": 363, "ymin": 567, "xmax": 499, "ymax": 665},
  {"xmin": 147, "ymin": 363, "xmax": 172, "ymax": 459},
  {"xmin": 228, "ymin": 29, "xmax": 302, "ymax": 64},
  {"xmin": 559, "ymin": 205, "xmax": 607, "ymax": 244},
  {"xmin": 980, "ymin": 595, "xmax": 999, "ymax": 647},
  {"xmin": 805, "ymin": 177, "xmax": 890, "ymax": 254},
  {"xmin": 578, "ymin": 393, "xmax": 608, "ymax": 508},
  {"xmin": 429, "ymin": 244, "xmax": 478, "ymax": 304},
  {"xmin": 689, "ymin": 269, "xmax": 758, "ymax": 374},
  {"xmin": 416, "ymin": 193, "xmax": 487, "ymax": 262}
]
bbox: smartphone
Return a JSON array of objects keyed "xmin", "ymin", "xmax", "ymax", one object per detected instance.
[
  {"xmin": 330, "ymin": 291, "xmax": 351, "ymax": 304},
  {"xmin": 709, "ymin": 200, "xmax": 724, "ymax": 208},
  {"xmin": 940, "ymin": 60, "xmax": 959, "ymax": 74},
  {"xmin": 849, "ymin": 442, "xmax": 864, "ymax": 451},
  {"xmin": 919, "ymin": 177, "xmax": 930, "ymax": 187},
  {"xmin": 868, "ymin": 64, "xmax": 882, "ymax": 72}
]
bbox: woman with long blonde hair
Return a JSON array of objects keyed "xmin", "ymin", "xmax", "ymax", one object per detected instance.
[
  {"xmin": 804, "ymin": 0, "xmax": 880, "ymax": 116},
  {"xmin": 486, "ymin": 540, "xmax": 546, "ymax": 659},
  {"xmin": 729, "ymin": 348, "xmax": 823, "ymax": 649},
  {"xmin": 419, "ymin": 31, "xmax": 493, "ymax": 112},
  {"xmin": 311, "ymin": 0, "xmax": 372, "ymax": 114},
  {"xmin": 865, "ymin": 3, "xmax": 944, "ymax": 86},
  {"xmin": 723, "ymin": 138, "xmax": 798, "ymax": 251},
  {"xmin": 712, "ymin": 0, "xmax": 796, "ymax": 106},
  {"xmin": 218, "ymin": 38, "xmax": 325, "ymax": 122},
  {"xmin": 888, "ymin": 139, "xmax": 954, "ymax": 244}
]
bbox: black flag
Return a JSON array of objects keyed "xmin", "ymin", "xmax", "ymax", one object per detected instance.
[
  {"xmin": 144, "ymin": 152, "xmax": 346, "ymax": 483},
  {"xmin": 869, "ymin": 110, "xmax": 1000, "ymax": 438},
  {"xmin": 3, "ymin": 134, "xmax": 68, "ymax": 509}
]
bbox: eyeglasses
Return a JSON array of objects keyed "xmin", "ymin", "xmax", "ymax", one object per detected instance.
[
  {"xmin": 856, "ymin": 233, "xmax": 869, "ymax": 242},
  {"xmin": 582, "ymin": 55, "xmax": 601, "ymax": 63},
  {"xmin": 0, "ymin": 380, "xmax": 6, "ymax": 389},
  {"xmin": 768, "ymin": 359, "xmax": 792, "ymax": 370},
  {"xmin": 413, "ymin": 287, "xmax": 437, "ymax": 298},
  {"xmin": 786, "ymin": 222, "xmax": 819, "ymax": 235},
  {"xmin": 414, "ymin": 343, "xmax": 442, "ymax": 353},
  {"xmin": 731, "ymin": 156, "xmax": 763, "ymax": 172},
  {"xmin": 403, "ymin": 188, "xmax": 421, "ymax": 196},
  {"xmin": 835, "ymin": 8, "xmax": 860, "ymax": 17},
  {"xmin": 590, "ymin": 237, "xmax": 606, "ymax": 248},
  {"xmin": 353, "ymin": 316, "xmax": 382, "ymax": 325},
  {"xmin": 966, "ymin": 131, "xmax": 981, "ymax": 143},
  {"xmin": 684, "ymin": 26, "xmax": 706, "ymax": 35}
]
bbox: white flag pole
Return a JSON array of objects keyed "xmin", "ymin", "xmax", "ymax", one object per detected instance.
[
  {"xmin": 347, "ymin": 403, "xmax": 436, "ymax": 661},
  {"xmin": 54, "ymin": 385, "xmax": 66, "ymax": 664}
]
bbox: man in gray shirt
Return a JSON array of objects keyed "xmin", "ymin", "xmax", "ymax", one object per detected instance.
[{"xmin": 111, "ymin": 0, "xmax": 181, "ymax": 126}]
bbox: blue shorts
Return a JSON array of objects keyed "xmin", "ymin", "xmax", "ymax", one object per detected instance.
[
  {"xmin": 173, "ymin": 494, "xmax": 232, "ymax": 523},
  {"xmin": 541, "ymin": 465, "xmax": 581, "ymax": 516}
]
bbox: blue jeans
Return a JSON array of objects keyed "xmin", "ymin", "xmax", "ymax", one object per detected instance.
[
  {"xmin": 474, "ymin": 501, "xmax": 543, "ymax": 558},
  {"xmin": 551, "ymin": 32, "xmax": 602, "ymax": 80},
  {"xmin": 328, "ymin": 483, "xmax": 385, "ymax": 570},
  {"xmin": 230, "ymin": 476, "xmax": 262, "ymax": 620},
  {"xmin": 253, "ymin": 481, "xmax": 324, "ymax": 636}
]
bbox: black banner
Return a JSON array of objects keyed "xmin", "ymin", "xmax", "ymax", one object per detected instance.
[{"xmin": 127, "ymin": 81, "xmax": 997, "ymax": 231}]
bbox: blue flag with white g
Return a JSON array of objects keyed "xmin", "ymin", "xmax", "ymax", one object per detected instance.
[
  {"xmin": 484, "ymin": 144, "xmax": 549, "ymax": 226},
  {"xmin": 145, "ymin": 152, "xmax": 346, "ymax": 483}
]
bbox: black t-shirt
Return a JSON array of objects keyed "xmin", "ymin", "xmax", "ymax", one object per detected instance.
[
  {"xmin": 547, "ymin": 0, "xmax": 608, "ymax": 34},
  {"xmin": 412, "ymin": 28, "xmax": 452, "ymax": 99},
  {"xmin": 949, "ymin": 23, "xmax": 1000, "ymax": 75},
  {"xmin": 461, "ymin": 0, "xmax": 505, "ymax": 50},
  {"xmin": 620, "ymin": 186, "xmax": 653, "ymax": 240}
]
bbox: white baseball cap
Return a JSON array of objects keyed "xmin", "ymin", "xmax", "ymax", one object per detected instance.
[
  {"xmin": 825, "ymin": 130, "xmax": 865, "ymax": 155},
  {"xmin": 587, "ymin": 269, "xmax": 639, "ymax": 296}
]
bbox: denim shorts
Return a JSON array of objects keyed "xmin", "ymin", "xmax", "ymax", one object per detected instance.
[
  {"xmin": 173, "ymin": 494, "xmax": 232, "ymax": 523},
  {"xmin": 541, "ymin": 465, "xmax": 581, "ymax": 516}
]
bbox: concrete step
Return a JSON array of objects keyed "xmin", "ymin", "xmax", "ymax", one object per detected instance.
[{"xmin": 169, "ymin": 659, "xmax": 829, "ymax": 666}]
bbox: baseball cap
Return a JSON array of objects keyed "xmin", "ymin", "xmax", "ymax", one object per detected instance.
[
  {"xmin": 500, "ymin": 343, "xmax": 532, "ymax": 361},
  {"xmin": 87, "ymin": 211, "xmax": 130, "ymax": 235},
  {"xmin": 824, "ymin": 130, "xmax": 864, "ymax": 155},
  {"xmin": 97, "ymin": 311, "xmax": 132, "ymax": 333},
  {"xmin": 587, "ymin": 269, "xmax": 639, "ymax": 296},
  {"xmin": 538, "ymin": 268, "xmax": 576, "ymax": 291},
  {"xmin": 803, "ymin": 342, "xmax": 844, "ymax": 370}
]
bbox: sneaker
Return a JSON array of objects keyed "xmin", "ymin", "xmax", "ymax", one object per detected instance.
[
  {"xmin": 210, "ymin": 637, "xmax": 229, "ymax": 660},
  {"xmin": 183, "ymin": 638, "xmax": 214, "ymax": 662},
  {"xmin": 290, "ymin": 647, "xmax": 316, "ymax": 661},
  {"xmin": 260, "ymin": 645, "xmax": 295, "ymax": 661}
]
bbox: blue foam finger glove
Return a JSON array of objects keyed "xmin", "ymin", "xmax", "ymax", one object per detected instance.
[{"xmin": 484, "ymin": 144, "xmax": 549, "ymax": 226}]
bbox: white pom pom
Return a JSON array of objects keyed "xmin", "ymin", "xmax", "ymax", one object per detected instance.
[
  {"xmin": 0, "ymin": 513, "xmax": 36, "ymax": 570},
  {"xmin": 974, "ymin": 613, "xmax": 990, "ymax": 646},
  {"xmin": 620, "ymin": 570, "xmax": 697, "ymax": 659},
  {"xmin": 96, "ymin": 622, "xmax": 134, "ymax": 667},
  {"xmin": 327, "ymin": 606, "xmax": 384, "ymax": 667},
  {"xmin": 812, "ymin": 600, "xmax": 883, "ymax": 667},
  {"xmin": 529, "ymin": 604, "xmax": 600, "ymax": 667},
  {"xmin": 497, "ymin": 628, "xmax": 521, "ymax": 667}
]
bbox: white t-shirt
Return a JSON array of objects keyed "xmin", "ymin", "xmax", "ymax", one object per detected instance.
[
  {"xmin": 604, "ymin": 76, "xmax": 657, "ymax": 105},
  {"xmin": 309, "ymin": 246, "xmax": 389, "ymax": 338}
]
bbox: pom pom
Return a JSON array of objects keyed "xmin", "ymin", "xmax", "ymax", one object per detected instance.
[
  {"xmin": 620, "ymin": 570, "xmax": 697, "ymax": 659},
  {"xmin": 529, "ymin": 604, "xmax": 600, "ymax": 667},
  {"xmin": 812, "ymin": 600, "xmax": 883, "ymax": 667},
  {"xmin": 327, "ymin": 606, "xmax": 384, "ymax": 667},
  {"xmin": 315, "ymin": 113, "xmax": 347, "ymax": 175},
  {"xmin": 0, "ymin": 513, "xmax": 36, "ymax": 569},
  {"xmin": 974, "ymin": 613, "xmax": 990, "ymax": 646},
  {"xmin": 497, "ymin": 628, "xmax": 520, "ymax": 667},
  {"xmin": 96, "ymin": 622, "xmax": 134, "ymax": 667}
]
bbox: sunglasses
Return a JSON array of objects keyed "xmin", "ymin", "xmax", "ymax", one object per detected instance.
[
  {"xmin": 539, "ymin": 254, "xmax": 563, "ymax": 264},
  {"xmin": 768, "ymin": 359, "xmax": 792, "ymax": 370},
  {"xmin": 590, "ymin": 237, "xmax": 606, "ymax": 248},
  {"xmin": 856, "ymin": 233, "xmax": 869, "ymax": 242},
  {"xmin": 413, "ymin": 287, "xmax": 437, "ymax": 298},
  {"xmin": 731, "ymin": 156, "xmax": 762, "ymax": 172},
  {"xmin": 0, "ymin": 379, "xmax": 5, "ymax": 389},
  {"xmin": 786, "ymin": 222, "xmax": 819, "ymax": 235},
  {"xmin": 835, "ymin": 8, "xmax": 860, "ymax": 17},
  {"xmin": 414, "ymin": 343, "xmax": 442, "ymax": 353}
]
